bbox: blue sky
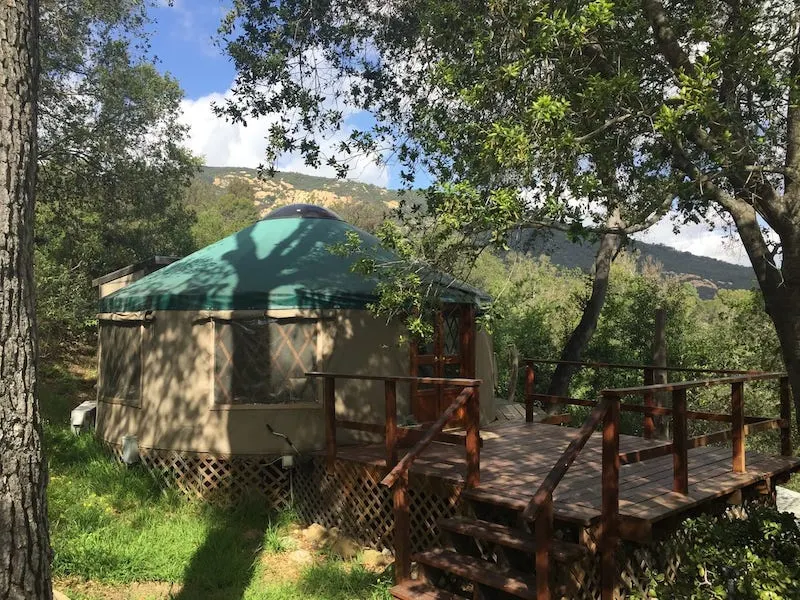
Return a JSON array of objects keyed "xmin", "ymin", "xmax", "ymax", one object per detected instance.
[
  {"xmin": 145, "ymin": 0, "xmax": 395, "ymax": 189},
  {"xmin": 144, "ymin": 1, "xmax": 750, "ymax": 265},
  {"xmin": 148, "ymin": 1, "xmax": 234, "ymax": 98}
]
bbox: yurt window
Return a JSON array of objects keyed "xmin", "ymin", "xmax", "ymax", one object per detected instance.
[
  {"xmin": 98, "ymin": 322, "xmax": 143, "ymax": 405},
  {"xmin": 213, "ymin": 317, "xmax": 318, "ymax": 405}
]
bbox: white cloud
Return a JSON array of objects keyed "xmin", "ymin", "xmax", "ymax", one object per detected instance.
[
  {"xmin": 179, "ymin": 87, "xmax": 389, "ymax": 187},
  {"xmin": 181, "ymin": 87, "xmax": 758, "ymax": 269},
  {"xmin": 633, "ymin": 213, "xmax": 751, "ymax": 266}
]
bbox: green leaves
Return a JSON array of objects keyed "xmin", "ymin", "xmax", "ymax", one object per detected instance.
[
  {"xmin": 529, "ymin": 94, "xmax": 571, "ymax": 123},
  {"xmin": 634, "ymin": 506, "xmax": 800, "ymax": 599},
  {"xmin": 35, "ymin": 0, "xmax": 199, "ymax": 354}
]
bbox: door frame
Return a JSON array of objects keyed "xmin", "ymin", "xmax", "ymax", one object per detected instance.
[{"xmin": 409, "ymin": 303, "xmax": 476, "ymax": 423}]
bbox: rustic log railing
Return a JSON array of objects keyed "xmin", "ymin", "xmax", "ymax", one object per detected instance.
[
  {"xmin": 305, "ymin": 371, "xmax": 481, "ymax": 584},
  {"xmin": 521, "ymin": 364, "xmax": 791, "ymax": 600}
]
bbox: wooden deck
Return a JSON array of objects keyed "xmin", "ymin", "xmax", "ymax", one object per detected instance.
[{"xmin": 335, "ymin": 420, "xmax": 800, "ymax": 540}]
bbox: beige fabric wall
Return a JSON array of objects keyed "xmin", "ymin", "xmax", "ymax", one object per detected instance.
[
  {"xmin": 97, "ymin": 270, "xmax": 147, "ymax": 299},
  {"xmin": 96, "ymin": 308, "xmax": 496, "ymax": 455}
]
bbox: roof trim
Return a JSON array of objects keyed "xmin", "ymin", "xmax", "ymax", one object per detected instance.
[{"xmin": 91, "ymin": 256, "xmax": 182, "ymax": 287}]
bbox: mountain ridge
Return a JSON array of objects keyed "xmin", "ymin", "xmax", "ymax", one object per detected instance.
[{"xmin": 200, "ymin": 166, "xmax": 757, "ymax": 299}]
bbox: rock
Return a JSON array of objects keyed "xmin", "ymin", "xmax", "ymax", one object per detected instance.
[
  {"xmin": 301, "ymin": 523, "xmax": 329, "ymax": 547},
  {"xmin": 288, "ymin": 549, "xmax": 314, "ymax": 566},
  {"xmin": 53, "ymin": 591, "xmax": 70, "ymax": 600},
  {"xmin": 362, "ymin": 548, "xmax": 392, "ymax": 571},
  {"xmin": 777, "ymin": 486, "xmax": 800, "ymax": 518},
  {"xmin": 329, "ymin": 535, "xmax": 360, "ymax": 560}
]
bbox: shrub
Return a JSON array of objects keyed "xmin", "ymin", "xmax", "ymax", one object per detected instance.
[{"xmin": 636, "ymin": 506, "xmax": 800, "ymax": 599}]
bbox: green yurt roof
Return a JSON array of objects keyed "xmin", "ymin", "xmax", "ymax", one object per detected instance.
[{"xmin": 99, "ymin": 205, "xmax": 490, "ymax": 313}]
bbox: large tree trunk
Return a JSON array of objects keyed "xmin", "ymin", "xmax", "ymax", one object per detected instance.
[
  {"xmin": 0, "ymin": 2, "xmax": 51, "ymax": 599},
  {"xmin": 547, "ymin": 220, "xmax": 625, "ymax": 399},
  {"xmin": 720, "ymin": 193, "xmax": 800, "ymax": 437},
  {"xmin": 760, "ymin": 247, "xmax": 800, "ymax": 437}
]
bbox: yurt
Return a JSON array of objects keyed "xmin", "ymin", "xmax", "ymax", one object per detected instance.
[{"xmin": 95, "ymin": 204, "xmax": 496, "ymax": 478}]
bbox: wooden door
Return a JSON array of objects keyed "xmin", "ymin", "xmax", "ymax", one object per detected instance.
[{"xmin": 410, "ymin": 304, "xmax": 476, "ymax": 424}]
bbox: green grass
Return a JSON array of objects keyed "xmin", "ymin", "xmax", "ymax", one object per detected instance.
[{"xmin": 42, "ymin": 358, "xmax": 392, "ymax": 600}]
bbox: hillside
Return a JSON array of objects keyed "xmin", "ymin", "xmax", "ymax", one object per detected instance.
[
  {"xmin": 200, "ymin": 166, "xmax": 408, "ymax": 212},
  {"xmin": 510, "ymin": 229, "xmax": 756, "ymax": 299},
  {"xmin": 200, "ymin": 166, "xmax": 757, "ymax": 299}
]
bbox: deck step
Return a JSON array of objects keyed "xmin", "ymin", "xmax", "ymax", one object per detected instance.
[
  {"xmin": 439, "ymin": 516, "xmax": 587, "ymax": 563},
  {"xmin": 415, "ymin": 548, "xmax": 538, "ymax": 600},
  {"xmin": 390, "ymin": 580, "xmax": 467, "ymax": 599},
  {"xmin": 461, "ymin": 487, "xmax": 528, "ymax": 511},
  {"xmin": 461, "ymin": 487, "xmax": 598, "ymax": 526}
]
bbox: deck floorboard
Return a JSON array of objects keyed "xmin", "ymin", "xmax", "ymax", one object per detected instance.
[{"xmin": 333, "ymin": 421, "xmax": 800, "ymax": 532}]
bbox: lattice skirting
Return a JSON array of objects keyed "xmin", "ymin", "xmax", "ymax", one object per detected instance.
[
  {"xmin": 103, "ymin": 442, "xmax": 291, "ymax": 507},
  {"xmin": 292, "ymin": 457, "xmax": 462, "ymax": 553},
  {"xmin": 101, "ymin": 443, "xmax": 779, "ymax": 599}
]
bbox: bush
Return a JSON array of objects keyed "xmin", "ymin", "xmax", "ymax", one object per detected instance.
[{"xmin": 636, "ymin": 506, "xmax": 800, "ymax": 599}]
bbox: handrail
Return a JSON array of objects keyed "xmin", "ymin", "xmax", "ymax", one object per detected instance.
[
  {"xmin": 306, "ymin": 371, "xmax": 481, "ymax": 386},
  {"xmin": 309, "ymin": 370, "xmax": 482, "ymax": 586},
  {"xmin": 533, "ymin": 392, "xmax": 777, "ymax": 424},
  {"xmin": 618, "ymin": 417, "xmax": 786, "ymax": 465},
  {"xmin": 524, "ymin": 357, "xmax": 762, "ymax": 375},
  {"xmin": 522, "ymin": 398, "xmax": 609, "ymax": 521},
  {"xmin": 379, "ymin": 384, "xmax": 481, "ymax": 585},
  {"xmin": 519, "ymin": 364, "xmax": 791, "ymax": 600},
  {"xmin": 601, "ymin": 372, "xmax": 786, "ymax": 396},
  {"xmin": 381, "ymin": 386, "xmax": 475, "ymax": 488}
]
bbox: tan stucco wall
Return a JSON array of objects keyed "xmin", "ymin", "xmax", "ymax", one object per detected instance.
[{"xmin": 96, "ymin": 308, "xmax": 496, "ymax": 456}]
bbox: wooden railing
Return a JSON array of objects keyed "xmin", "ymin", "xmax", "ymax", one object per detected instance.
[
  {"xmin": 600, "ymin": 374, "xmax": 791, "ymax": 490},
  {"xmin": 305, "ymin": 371, "xmax": 481, "ymax": 584},
  {"xmin": 522, "ymin": 363, "xmax": 792, "ymax": 600},
  {"xmin": 524, "ymin": 358, "xmax": 762, "ymax": 438}
]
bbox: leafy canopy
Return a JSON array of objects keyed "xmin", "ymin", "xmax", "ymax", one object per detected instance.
[
  {"xmin": 219, "ymin": 0, "xmax": 800, "ymax": 347},
  {"xmin": 220, "ymin": 0, "xmax": 789, "ymax": 231},
  {"xmin": 37, "ymin": 0, "xmax": 200, "ymax": 350}
]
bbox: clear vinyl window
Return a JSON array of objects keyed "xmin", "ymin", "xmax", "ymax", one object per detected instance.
[
  {"xmin": 213, "ymin": 317, "xmax": 318, "ymax": 405},
  {"xmin": 99, "ymin": 322, "xmax": 143, "ymax": 405}
]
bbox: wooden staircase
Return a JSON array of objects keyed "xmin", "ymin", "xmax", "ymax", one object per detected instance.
[{"xmin": 390, "ymin": 489, "xmax": 587, "ymax": 600}]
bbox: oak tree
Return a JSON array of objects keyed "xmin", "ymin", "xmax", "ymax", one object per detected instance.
[{"xmin": 221, "ymin": 0, "xmax": 800, "ymax": 421}]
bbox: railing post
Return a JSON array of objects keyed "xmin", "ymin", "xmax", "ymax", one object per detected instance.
[
  {"xmin": 393, "ymin": 470, "xmax": 411, "ymax": 583},
  {"xmin": 780, "ymin": 376, "xmax": 792, "ymax": 457},
  {"xmin": 535, "ymin": 493, "xmax": 553, "ymax": 600},
  {"xmin": 672, "ymin": 388, "xmax": 689, "ymax": 493},
  {"xmin": 601, "ymin": 393, "xmax": 619, "ymax": 600},
  {"xmin": 525, "ymin": 362, "xmax": 535, "ymax": 423},
  {"xmin": 324, "ymin": 376, "xmax": 336, "ymax": 473},
  {"xmin": 466, "ymin": 386, "xmax": 481, "ymax": 488},
  {"xmin": 731, "ymin": 381, "xmax": 745, "ymax": 472},
  {"xmin": 385, "ymin": 380, "xmax": 398, "ymax": 470},
  {"xmin": 643, "ymin": 367, "xmax": 655, "ymax": 439}
]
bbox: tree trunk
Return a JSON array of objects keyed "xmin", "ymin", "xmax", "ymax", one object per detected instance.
[
  {"xmin": 506, "ymin": 344, "xmax": 519, "ymax": 404},
  {"xmin": 651, "ymin": 307, "xmax": 670, "ymax": 439},
  {"xmin": 719, "ymin": 192, "xmax": 800, "ymax": 439},
  {"xmin": 547, "ymin": 223, "xmax": 624, "ymax": 400},
  {"xmin": 0, "ymin": 2, "xmax": 51, "ymax": 599},
  {"xmin": 760, "ymin": 248, "xmax": 800, "ymax": 438}
]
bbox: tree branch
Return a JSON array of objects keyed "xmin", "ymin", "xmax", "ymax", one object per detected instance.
[
  {"xmin": 575, "ymin": 113, "xmax": 634, "ymax": 144},
  {"xmin": 641, "ymin": 0, "xmax": 787, "ymax": 227},
  {"xmin": 671, "ymin": 146, "xmax": 783, "ymax": 293},
  {"xmin": 784, "ymin": 2, "xmax": 800, "ymax": 197}
]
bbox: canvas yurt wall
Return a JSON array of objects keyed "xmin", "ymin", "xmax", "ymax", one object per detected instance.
[{"xmin": 95, "ymin": 204, "xmax": 496, "ymax": 463}]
